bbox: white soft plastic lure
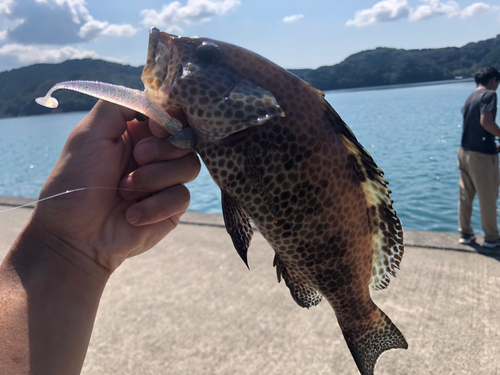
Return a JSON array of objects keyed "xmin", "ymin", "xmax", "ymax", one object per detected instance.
[{"xmin": 35, "ymin": 80, "xmax": 182, "ymax": 135}]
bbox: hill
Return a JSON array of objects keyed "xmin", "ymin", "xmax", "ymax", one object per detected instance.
[
  {"xmin": 289, "ymin": 34, "xmax": 500, "ymax": 90},
  {"xmin": 0, "ymin": 59, "xmax": 143, "ymax": 118},
  {"xmin": 0, "ymin": 34, "xmax": 499, "ymax": 118}
]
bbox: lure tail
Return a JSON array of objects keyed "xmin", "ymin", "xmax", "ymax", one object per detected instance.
[
  {"xmin": 35, "ymin": 80, "xmax": 182, "ymax": 134},
  {"xmin": 339, "ymin": 307, "xmax": 407, "ymax": 375}
]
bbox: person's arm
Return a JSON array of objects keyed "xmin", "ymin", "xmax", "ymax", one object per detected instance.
[
  {"xmin": 480, "ymin": 112, "xmax": 500, "ymax": 137},
  {"xmin": 0, "ymin": 100, "xmax": 200, "ymax": 375}
]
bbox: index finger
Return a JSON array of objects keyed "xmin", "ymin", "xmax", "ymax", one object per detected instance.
[
  {"xmin": 134, "ymin": 136, "xmax": 195, "ymax": 166},
  {"xmin": 77, "ymin": 100, "xmax": 138, "ymax": 140}
]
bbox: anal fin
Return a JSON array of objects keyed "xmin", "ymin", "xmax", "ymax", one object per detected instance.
[
  {"xmin": 273, "ymin": 254, "xmax": 322, "ymax": 308},
  {"xmin": 222, "ymin": 190, "xmax": 253, "ymax": 268}
]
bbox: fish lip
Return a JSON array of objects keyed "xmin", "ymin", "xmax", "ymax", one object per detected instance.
[
  {"xmin": 147, "ymin": 27, "xmax": 160, "ymax": 66},
  {"xmin": 158, "ymin": 30, "xmax": 178, "ymax": 47},
  {"xmin": 146, "ymin": 28, "xmax": 188, "ymax": 129},
  {"xmin": 147, "ymin": 27, "xmax": 179, "ymax": 68}
]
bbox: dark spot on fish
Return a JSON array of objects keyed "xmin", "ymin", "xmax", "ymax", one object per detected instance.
[
  {"xmin": 284, "ymin": 159, "xmax": 295, "ymax": 171},
  {"xmin": 276, "ymin": 173, "xmax": 285, "ymax": 183}
]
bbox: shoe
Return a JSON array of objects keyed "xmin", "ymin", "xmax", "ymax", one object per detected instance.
[
  {"xmin": 482, "ymin": 238, "xmax": 500, "ymax": 248},
  {"xmin": 459, "ymin": 233, "xmax": 476, "ymax": 244}
]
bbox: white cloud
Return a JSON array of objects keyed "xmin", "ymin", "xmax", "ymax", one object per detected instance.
[
  {"xmin": 283, "ymin": 14, "xmax": 304, "ymax": 23},
  {"xmin": 101, "ymin": 24, "xmax": 138, "ymax": 37},
  {"xmin": 141, "ymin": 0, "xmax": 241, "ymax": 33},
  {"xmin": 0, "ymin": 30, "xmax": 7, "ymax": 40},
  {"xmin": 346, "ymin": 0, "xmax": 410, "ymax": 27},
  {"xmin": 78, "ymin": 20, "xmax": 138, "ymax": 40},
  {"xmin": 461, "ymin": 2, "xmax": 500, "ymax": 18},
  {"xmin": 0, "ymin": 0, "xmax": 14, "ymax": 14},
  {"xmin": 348, "ymin": 0, "xmax": 499, "ymax": 26},
  {"xmin": 409, "ymin": 0, "xmax": 460, "ymax": 21},
  {"xmin": 2, "ymin": 0, "xmax": 137, "ymax": 44},
  {"xmin": 0, "ymin": 43, "xmax": 103, "ymax": 64}
]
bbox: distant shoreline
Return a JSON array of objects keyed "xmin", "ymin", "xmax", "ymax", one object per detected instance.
[
  {"xmin": 0, "ymin": 78, "xmax": 476, "ymax": 120},
  {"xmin": 325, "ymin": 78, "xmax": 475, "ymax": 94}
]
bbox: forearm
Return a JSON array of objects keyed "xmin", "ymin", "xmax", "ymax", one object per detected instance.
[
  {"xmin": 480, "ymin": 113, "xmax": 500, "ymax": 137},
  {"xmin": 0, "ymin": 218, "xmax": 111, "ymax": 375},
  {"xmin": 481, "ymin": 121, "xmax": 500, "ymax": 137}
]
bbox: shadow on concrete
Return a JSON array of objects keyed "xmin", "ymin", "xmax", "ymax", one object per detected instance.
[{"xmin": 461, "ymin": 241, "xmax": 500, "ymax": 261}]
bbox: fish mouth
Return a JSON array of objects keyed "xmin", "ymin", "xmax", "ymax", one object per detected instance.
[
  {"xmin": 147, "ymin": 27, "xmax": 179, "ymax": 66},
  {"xmin": 146, "ymin": 27, "xmax": 160, "ymax": 66},
  {"xmin": 145, "ymin": 28, "xmax": 189, "ymax": 131}
]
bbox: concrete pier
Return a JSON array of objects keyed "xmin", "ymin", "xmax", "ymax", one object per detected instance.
[{"xmin": 1, "ymin": 197, "xmax": 499, "ymax": 375}]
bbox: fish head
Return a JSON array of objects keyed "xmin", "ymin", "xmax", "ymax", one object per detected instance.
[{"xmin": 142, "ymin": 27, "xmax": 285, "ymax": 142}]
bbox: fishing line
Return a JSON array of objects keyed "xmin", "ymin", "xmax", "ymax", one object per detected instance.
[{"xmin": 0, "ymin": 187, "xmax": 151, "ymax": 214}]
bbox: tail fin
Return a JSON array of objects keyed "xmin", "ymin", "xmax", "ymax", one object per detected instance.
[{"xmin": 340, "ymin": 309, "xmax": 408, "ymax": 375}]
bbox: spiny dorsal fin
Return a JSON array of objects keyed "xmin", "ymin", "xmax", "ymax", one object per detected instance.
[
  {"xmin": 273, "ymin": 253, "xmax": 323, "ymax": 308},
  {"xmin": 221, "ymin": 190, "xmax": 254, "ymax": 268},
  {"xmin": 315, "ymin": 89, "xmax": 405, "ymax": 290}
]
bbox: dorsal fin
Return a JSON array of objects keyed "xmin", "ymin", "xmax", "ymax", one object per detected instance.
[{"xmin": 314, "ymin": 88, "xmax": 405, "ymax": 290}]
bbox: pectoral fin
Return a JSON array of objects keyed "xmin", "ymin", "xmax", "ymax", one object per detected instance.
[
  {"xmin": 217, "ymin": 79, "xmax": 285, "ymax": 126},
  {"xmin": 221, "ymin": 191, "xmax": 253, "ymax": 268}
]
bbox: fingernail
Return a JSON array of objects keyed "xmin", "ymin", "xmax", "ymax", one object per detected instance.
[
  {"xmin": 135, "ymin": 139, "xmax": 159, "ymax": 164},
  {"xmin": 126, "ymin": 208, "xmax": 141, "ymax": 225}
]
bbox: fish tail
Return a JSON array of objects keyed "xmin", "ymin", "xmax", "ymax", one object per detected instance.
[{"xmin": 339, "ymin": 308, "xmax": 407, "ymax": 375}]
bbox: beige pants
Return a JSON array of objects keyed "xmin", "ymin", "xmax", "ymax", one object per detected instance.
[{"xmin": 458, "ymin": 148, "xmax": 500, "ymax": 241}]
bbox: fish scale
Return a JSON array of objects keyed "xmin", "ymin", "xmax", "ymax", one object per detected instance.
[{"xmin": 34, "ymin": 27, "xmax": 407, "ymax": 375}]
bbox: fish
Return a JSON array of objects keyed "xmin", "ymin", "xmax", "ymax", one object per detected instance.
[{"xmin": 36, "ymin": 27, "xmax": 407, "ymax": 375}]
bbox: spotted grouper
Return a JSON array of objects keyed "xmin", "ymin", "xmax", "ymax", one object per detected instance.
[{"xmin": 36, "ymin": 27, "xmax": 408, "ymax": 375}]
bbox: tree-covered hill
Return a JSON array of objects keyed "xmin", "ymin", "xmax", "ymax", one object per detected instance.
[
  {"xmin": 289, "ymin": 34, "xmax": 500, "ymax": 90},
  {"xmin": 0, "ymin": 59, "xmax": 143, "ymax": 118},
  {"xmin": 1, "ymin": 34, "xmax": 499, "ymax": 118}
]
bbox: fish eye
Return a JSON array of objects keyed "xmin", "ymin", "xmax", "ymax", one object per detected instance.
[{"xmin": 196, "ymin": 42, "xmax": 221, "ymax": 64}]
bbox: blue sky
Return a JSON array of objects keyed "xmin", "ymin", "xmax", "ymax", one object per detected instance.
[{"xmin": 0, "ymin": 0, "xmax": 499, "ymax": 73}]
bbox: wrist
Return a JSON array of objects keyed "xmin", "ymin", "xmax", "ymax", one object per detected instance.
[
  {"xmin": 6, "ymin": 217, "xmax": 111, "ymax": 299},
  {"xmin": 0, "ymin": 217, "xmax": 112, "ymax": 374}
]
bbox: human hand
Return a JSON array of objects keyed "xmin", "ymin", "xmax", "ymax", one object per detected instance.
[{"xmin": 27, "ymin": 100, "xmax": 200, "ymax": 273}]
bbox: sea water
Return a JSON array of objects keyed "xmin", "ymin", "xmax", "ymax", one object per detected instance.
[{"xmin": 0, "ymin": 80, "xmax": 489, "ymax": 233}]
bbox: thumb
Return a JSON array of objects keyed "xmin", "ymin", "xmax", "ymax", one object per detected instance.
[{"xmin": 75, "ymin": 100, "xmax": 139, "ymax": 141}]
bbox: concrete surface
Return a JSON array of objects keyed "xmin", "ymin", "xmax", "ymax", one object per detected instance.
[{"xmin": 1, "ymin": 197, "xmax": 499, "ymax": 375}]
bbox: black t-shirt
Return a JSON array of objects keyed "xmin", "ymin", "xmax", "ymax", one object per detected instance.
[{"xmin": 461, "ymin": 89, "xmax": 498, "ymax": 154}]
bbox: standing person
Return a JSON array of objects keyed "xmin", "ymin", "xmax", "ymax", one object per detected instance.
[{"xmin": 458, "ymin": 66, "xmax": 500, "ymax": 248}]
